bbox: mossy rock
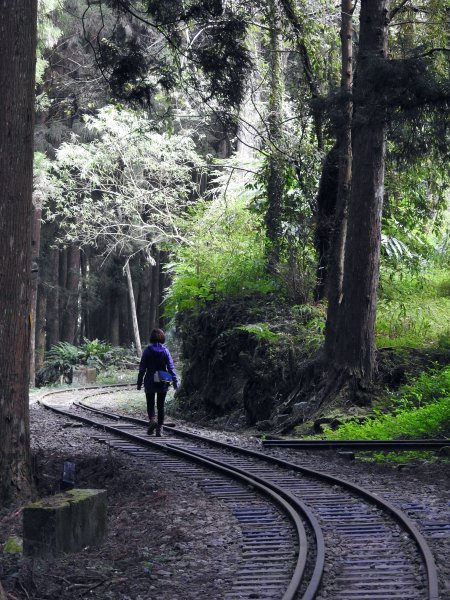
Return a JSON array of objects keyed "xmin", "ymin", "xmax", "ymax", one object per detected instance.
[{"xmin": 23, "ymin": 488, "xmax": 107, "ymax": 557}]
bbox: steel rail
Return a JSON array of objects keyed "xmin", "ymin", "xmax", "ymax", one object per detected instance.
[
  {"xmin": 40, "ymin": 398, "xmax": 323, "ymax": 600},
  {"xmin": 160, "ymin": 423, "xmax": 440, "ymax": 600},
  {"xmin": 261, "ymin": 439, "xmax": 450, "ymax": 450},
  {"xmin": 75, "ymin": 402, "xmax": 439, "ymax": 600}
]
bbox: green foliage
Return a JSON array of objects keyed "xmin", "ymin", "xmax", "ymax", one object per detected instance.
[
  {"xmin": 36, "ymin": 342, "xmax": 79, "ymax": 386},
  {"xmin": 323, "ymin": 366, "xmax": 450, "ymax": 441},
  {"xmin": 78, "ymin": 338, "xmax": 112, "ymax": 369},
  {"xmin": 291, "ymin": 303, "xmax": 326, "ymax": 353},
  {"xmin": 236, "ymin": 323, "xmax": 279, "ymax": 342},
  {"xmin": 96, "ymin": 370, "xmax": 137, "ymax": 385},
  {"xmin": 324, "ymin": 398, "xmax": 449, "ymax": 441},
  {"xmin": 377, "ymin": 267, "xmax": 450, "ymax": 349},
  {"xmin": 165, "ymin": 161, "xmax": 277, "ymax": 317},
  {"xmin": 46, "ymin": 341, "xmax": 81, "ymax": 365},
  {"xmin": 391, "ymin": 365, "xmax": 450, "ymax": 409},
  {"xmin": 36, "ymin": 340, "xmax": 136, "ymax": 386},
  {"xmin": 382, "ymin": 156, "xmax": 449, "ymax": 269},
  {"xmin": 36, "ymin": 0, "xmax": 62, "ymax": 109},
  {"xmin": 47, "ymin": 106, "xmax": 204, "ymax": 259}
]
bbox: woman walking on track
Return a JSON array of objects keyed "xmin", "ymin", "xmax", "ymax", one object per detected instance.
[{"xmin": 137, "ymin": 328, "xmax": 179, "ymax": 436}]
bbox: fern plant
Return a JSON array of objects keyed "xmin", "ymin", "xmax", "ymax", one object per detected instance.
[{"xmin": 46, "ymin": 342, "xmax": 81, "ymax": 365}]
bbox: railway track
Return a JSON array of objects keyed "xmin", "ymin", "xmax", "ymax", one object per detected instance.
[{"xmin": 38, "ymin": 385, "xmax": 440, "ymax": 600}]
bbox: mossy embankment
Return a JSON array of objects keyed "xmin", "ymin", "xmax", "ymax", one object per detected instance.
[
  {"xmin": 172, "ymin": 294, "xmax": 323, "ymax": 428},
  {"xmin": 171, "ymin": 291, "xmax": 450, "ymax": 434}
]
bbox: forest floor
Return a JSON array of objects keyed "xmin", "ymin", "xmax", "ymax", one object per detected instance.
[{"xmin": 0, "ymin": 393, "xmax": 449, "ymax": 600}]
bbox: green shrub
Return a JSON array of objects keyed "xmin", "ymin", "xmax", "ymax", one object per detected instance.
[
  {"xmin": 236, "ymin": 323, "xmax": 279, "ymax": 342},
  {"xmin": 36, "ymin": 340, "xmax": 136, "ymax": 386},
  {"xmin": 392, "ymin": 365, "xmax": 450, "ymax": 408},
  {"xmin": 165, "ymin": 165, "xmax": 277, "ymax": 318},
  {"xmin": 377, "ymin": 267, "xmax": 450, "ymax": 349},
  {"xmin": 79, "ymin": 338, "xmax": 112, "ymax": 368},
  {"xmin": 323, "ymin": 397, "xmax": 449, "ymax": 440},
  {"xmin": 46, "ymin": 341, "xmax": 81, "ymax": 365},
  {"xmin": 323, "ymin": 366, "xmax": 450, "ymax": 441},
  {"xmin": 80, "ymin": 338, "xmax": 112, "ymax": 359}
]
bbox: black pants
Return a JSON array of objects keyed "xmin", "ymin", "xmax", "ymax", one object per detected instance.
[{"xmin": 145, "ymin": 390, "xmax": 167, "ymax": 426}]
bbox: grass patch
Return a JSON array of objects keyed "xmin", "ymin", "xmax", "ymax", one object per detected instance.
[
  {"xmin": 377, "ymin": 267, "xmax": 450, "ymax": 349},
  {"xmin": 359, "ymin": 450, "xmax": 445, "ymax": 465},
  {"xmin": 96, "ymin": 370, "xmax": 136, "ymax": 385},
  {"xmin": 323, "ymin": 397, "xmax": 449, "ymax": 440},
  {"xmin": 322, "ymin": 365, "xmax": 450, "ymax": 441},
  {"xmin": 390, "ymin": 365, "xmax": 450, "ymax": 408}
]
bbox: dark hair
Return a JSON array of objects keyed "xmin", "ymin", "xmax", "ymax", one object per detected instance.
[{"xmin": 150, "ymin": 328, "xmax": 165, "ymax": 344}]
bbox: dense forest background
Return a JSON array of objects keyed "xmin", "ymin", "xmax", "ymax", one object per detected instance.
[
  {"xmin": 1, "ymin": 0, "xmax": 449, "ymax": 504},
  {"xmin": 32, "ymin": 1, "xmax": 449, "ymax": 386}
]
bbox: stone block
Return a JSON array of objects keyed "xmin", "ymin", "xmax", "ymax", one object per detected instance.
[
  {"xmin": 72, "ymin": 367, "xmax": 97, "ymax": 385},
  {"xmin": 23, "ymin": 488, "xmax": 107, "ymax": 556}
]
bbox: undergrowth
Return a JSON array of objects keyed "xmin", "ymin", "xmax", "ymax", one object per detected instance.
[
  {"xmin": 322, "ymin": 365, "xmax": 450, "ymax": 441},
  {"xmin": 377, "ymin": 267, "xmax": 450, "ymax": 349},
  {"xmin": 165, "ymin": 176, "xmax": 276, "ymax": 318},
  {"xmin": 359, "ymin": 451, "xmax": 445, "ymax": 465},
  {"xmin": 324, "ymin": 397, "xmax": 449, "ymax": 440}
]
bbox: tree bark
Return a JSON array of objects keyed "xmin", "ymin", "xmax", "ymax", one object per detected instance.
[
  {"xmin": 35, "ymin": 284, "xmax": 47, "ymax": 376},
  {"xmin": 324, "ymin": 0, "xmax": 354, "ymax": 354},
  {"xmin": 79, "ymin": 250, "xmax": 90, "ymax": 341},
  {"xmin": 138, "ymin": 263, "xmax": 152, "ymax": 343},
  {"xmin": 46, "ymin": 248, "xmax": 60, "ymax": 349},
  {"xmin": 58, "ymin": 247, "xmax": 68, "ymax": 337},
  {"xmin": 158, "ymin": 250, "xmax": 170, "ymax": 330},
  {"xmin": 60, "ymin": 244, "xmax": 81, "ymax": 343},
  {"xmin": 0, "ymin": 580, "xmax": 8, "ymax": 600},
  {"xmin": 0, "ymin": 0, "xmax": 37, "ymax": 505},
  {"xmin": 264, "ymin": 0, "xmax": 285, "ymax": 274},
  {"xmin": 110, "ymin": 290, "xmax": 120, "ymax": 346},
  {"xmin": 124, "ymin": 262, "xmax": 142, "ymax": 356},
  {"xmin": 29, "ymin": 206, "xmax": 42, "ymax": 385},
  {"xmin": 149, "ymin": 249, "xmax": 160, "ymax": 331},
  {"xmin": 328, "ymin": 0, "xmax": 390, "ymax": 381},
  {"xmin": 313, "ymin": 143, "xmax": 340, "ymax": 300}
]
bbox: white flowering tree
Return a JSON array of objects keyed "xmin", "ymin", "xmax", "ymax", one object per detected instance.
[{"xmin": 49, "ymin": 106, "xmax": 204, "ymax": 353}]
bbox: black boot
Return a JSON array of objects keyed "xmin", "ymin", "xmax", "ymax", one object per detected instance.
[
  {"xmin": 147, "ymin": 420, "xmax": 156, "ymax": 435},
  {"xmin": 155, "ymin": 425, "xmax": 162, "ymax": 437}
]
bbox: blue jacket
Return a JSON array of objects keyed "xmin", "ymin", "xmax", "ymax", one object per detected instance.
[{"xmin": 137, "ymin": 343, "xmax": 179, "ymax": 392}]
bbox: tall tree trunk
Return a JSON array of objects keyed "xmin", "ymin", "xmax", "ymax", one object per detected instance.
[
  {"xmin": 46, "ymin": 248, "xmax": 60, "ymax": 349},
  {"xmin": 110, "ymin": 290, "xmax": 120, "ymax": 346},
  {"xmin": 328, "ymin": 0, "xmax": 389, "ymax": 381},
  {"xmin": 149, "ymin": 249, "xmax": 160, "ymax": 331},
  {"xmin": 79, "ymin": 250, "xmax": 90, "ymax": 341},
  {"xmin": 35, "ymin": 284, "xmax": 47, "ymax": 376},
  {"xmin": 124, "ymin": 262, "xmax": 142, "ymax": 356},
  {"xmin": 0, "ymin": 0, "xmax": 37, "ymax": 506},
  {"xmin": 60, "ymin": 244, "xmax": 81, "ymax": 343},
  {"xmin": 58, "ymin": 247, "xmax": 67, "ymax": 338},
  {"xmin": 324, "ymin": 0, "xmax": 354, "ymax": 353},
  {"xmin": 29, "ymin": 206, "xmax": 42, "ymax": 385},
  {"xmin": 158, "ymin": 250, "xmax": 170, "ymax": 330},
  {"xmin": 313, "ymin": 143, "xmax": 340, "ymax": 300},
  {"xmin": 138, "ymin": 264, "xmax": 152, "ymax": 343},
  {"xmin": 264, "ymin": 0, "xmax": 285, "ymax": 274}
]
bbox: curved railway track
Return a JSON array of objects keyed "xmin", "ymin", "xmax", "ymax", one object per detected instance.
[{"xmin": 37, "ymin": 385, "xmax": 440, "ymax": 600}]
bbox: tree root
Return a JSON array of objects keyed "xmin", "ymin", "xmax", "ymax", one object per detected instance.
[{"xmin": 273, "ymin": 360, "xmax": 373, "ymax": 434}]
